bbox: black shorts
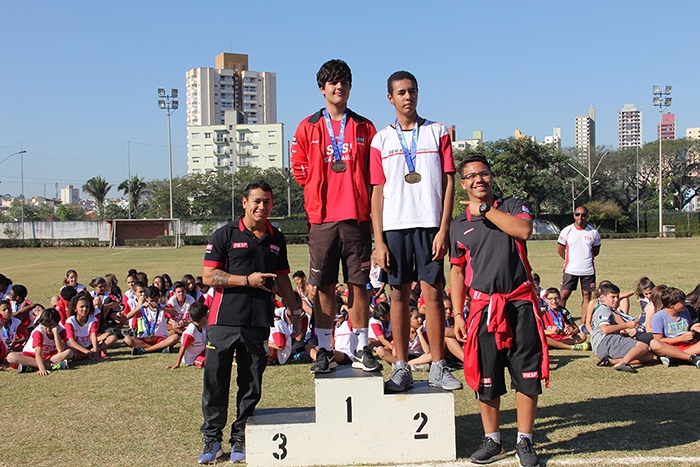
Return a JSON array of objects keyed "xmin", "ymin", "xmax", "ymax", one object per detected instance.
[
  {"xmin": 381, "ymin": 228, "xmax": 444, "ymax": 286},
  {"xmin": 307, "ymin": 221, "xmax": 372, "ymax": 287},
  {"xmin": 561, "ymin": 273, "xmax": 596, "ymax": 293},
  {"xmin": 476, "ymin": 300, "xmax": 543, "ymax": 401}
]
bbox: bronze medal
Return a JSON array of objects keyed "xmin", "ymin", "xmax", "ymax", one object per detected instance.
[
  {"xmin": 405, "ymin": 172, "xmax": 421, "ymax": 184},
  {"xmin": 331, "ymin": 161, "xmax": 347, "ymax": 173}
]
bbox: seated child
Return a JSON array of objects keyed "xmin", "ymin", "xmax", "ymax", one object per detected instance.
[
  {"xmin": 166, "ymin": 281, "xmax": 195, "ymax": 334},
  {"xmin": 55, "ymin": 286, "xmax": 78, "ymax": 325},
  {"xmin": 369, "ymin": 301, "xmax": 394, "ymax": 364},
  {"xmin": 1, "ymin": 299, "xmax": 28, "ymax": 354},
  {"xmin": 407, "ymin": 307, "xmax": 432, "ymax": 371},
  {"xmin": 123, "ymin": 286, "xmax": 180, "ymax": 355},
  {"xmin": 9, "ymin": 284, "xmax": 37, "ymax": 328},
  {"xmin": 443, "ymin": 295, "xmax": 464, "ymax": 363},
  {"xmin": 268, "ymin": 307, "xmax": 293, "ymax": 365},
  {"xmin": 166, "ymin": 302, "xmax": 207, "ymax": 369},
  {"xmin": 651, "ymin": 287, "xmax": 700, "ymax": 368},
  {"xmin": 590, "ymin": 282, "xmax": 653, "ymax": 373},
  {"xmin": 542, "ymin": 288, "xmax": 589, "ymax": 350},
  {"xmin": 7, "ymin": 307, "xmax": 74, "ymax": 375},
  {"xmin": 65, "ymin": 294, "xmax": 118, "ymax": 362}
]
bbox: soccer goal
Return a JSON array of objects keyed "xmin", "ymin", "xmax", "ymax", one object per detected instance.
[{"xmin": 108, "ymin": 218, "xmax": 181, "ymax": 248}]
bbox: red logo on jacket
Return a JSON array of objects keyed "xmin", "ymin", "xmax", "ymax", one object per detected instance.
[{"xmin": 232, "ymin": 242, "xmax": 248, "ymax": 249}]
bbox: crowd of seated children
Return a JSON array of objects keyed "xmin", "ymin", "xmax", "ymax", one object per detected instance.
[
  {"xmin": 65, "ymin": 293, "xmax": 118, "ymax": 362},
  {"xmin": 123, "ymin": 286, "xmax": 180, "ymax": 355},
  {"xmin": 651, "ymin": 287, "xmax": 700, "ymax": 368},
  {"xmin": 590, "ymin": 282, "xmax": 699, "ymax": 373}
]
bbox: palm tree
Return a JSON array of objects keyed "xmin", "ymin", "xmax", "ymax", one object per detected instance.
[
  {"xmin": 118, "ymin": 175, "xmax": 148, "ymax": 219},
  {"xmin": 82, "ymin": 176, "xmax": 112, "ymax": 219}
]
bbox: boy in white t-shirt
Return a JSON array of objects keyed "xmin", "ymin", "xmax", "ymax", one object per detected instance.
[
  {"xmin": 370, "ymin": 70, "xmax": 461, "ymax": 393},
  {"xmin": 167, "ymin": 302, "xmax": 208, "ymax": 369},
  {"xmin": 268, "ymin": 308, "xmax": 293, "ymax": 365},
  {"xmin": 167, "ymin": 281, "xmax": 196, "ymax": 335}
]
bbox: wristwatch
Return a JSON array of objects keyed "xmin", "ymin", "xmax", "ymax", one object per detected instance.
[{"xmin": 479, "ymin": 203, "xmax": 491, "ymax": 216}]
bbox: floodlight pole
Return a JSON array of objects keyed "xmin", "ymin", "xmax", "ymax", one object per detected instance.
[
  {"xmin": 0, "ymin": 148, "xmax": 27, "ymax": 237},
  {"xmin": 652, "ymin": 85, "xmax": 672, "ymax": 236},
  {"xmin": 158, "ymin": 88, "xmax": 179, "ymax": 220}
]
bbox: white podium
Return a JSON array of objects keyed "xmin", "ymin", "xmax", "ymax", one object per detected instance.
[{"xmin": 246, "ymin": 366, "xmax": 456, "ymax": 466}]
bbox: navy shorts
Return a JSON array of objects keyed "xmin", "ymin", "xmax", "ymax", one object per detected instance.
[
  {"xmin": 381, "ymin": 228, "xmax": 444, "ymax": 286},
  {"xmin": 476, "ymin": 300, "xmax": 543, "ymax": 401}
]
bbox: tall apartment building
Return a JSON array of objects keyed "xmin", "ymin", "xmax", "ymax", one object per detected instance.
[
  {"xmin": 185, "ymin": 53, "xmax": 277, "ymax": 126},
  {"xmin": 687, "ymin": 127, "xmax": 700, "ymax": 139},
  {"xmin": 543, "ymin": 127, "xmax": 562, "ymax": 150},
  {"xmin": 574, "ymin": 106, "xmax": 595, "ymax": 162},
  {"xmin": 187, "ymin": 110, "xmax": 284, "ymax": 174},
  {"xmin": 60, "ymin": 185, "xmax": 79, "ymax": 205},
  {"xmin": 618, "ymin": 104, "xmax": 642, "ymax": 148},
  {"xmin": 658, "ymin": 113, "xmax": 675, "ymax": 141}
]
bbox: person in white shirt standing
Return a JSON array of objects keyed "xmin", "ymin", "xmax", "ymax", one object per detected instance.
[{"xmin": 557, "ymin": 206, "xmax": 601, "ymax": 331}]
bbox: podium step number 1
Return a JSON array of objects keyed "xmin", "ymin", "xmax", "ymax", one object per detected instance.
[{"xmin": 246, "ymin": 366, "xmax": 456, "ymax": 466}]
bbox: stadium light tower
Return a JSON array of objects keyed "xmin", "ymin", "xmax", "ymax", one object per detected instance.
[
  {"xmin": 652, "ymin": 85, "xmax": 672, "ymax": 236},
  {"xmin": 158, "ymin": 88, "xmax": 178, "ymax": 219},
  {"xmin": 0, "ymin": 149, "xmax": 27, "ymax": 237}
]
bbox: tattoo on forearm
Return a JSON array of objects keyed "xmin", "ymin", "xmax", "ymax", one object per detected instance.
[{"xmin": 212, "ymin": 270, "xmax": 231, "ymax": 287}]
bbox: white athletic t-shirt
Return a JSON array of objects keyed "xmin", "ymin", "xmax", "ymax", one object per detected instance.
[
  {"xmin": 557, "ymin": 224, "xmax": 601, "ymax": 276},
  {"xmin": 369, "ymin": 119, "xmax": 455, "ymax": 231},
  {"xmin": 180, "ymin": 322, "xmax": 206, "ymax": 366}
]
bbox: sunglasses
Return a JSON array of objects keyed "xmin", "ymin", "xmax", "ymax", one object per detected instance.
[{"xmin": 574, "ymin": 212, "xmax": 587, "ymax": 217}]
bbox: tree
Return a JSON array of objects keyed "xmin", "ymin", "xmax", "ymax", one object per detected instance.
[
  {"xmin": 55, "ymin": 204, "xmax": 85, "ymax": 221},
  {"xmin": 586, "ymin": 200, "xmax": 626, "ymax": 232},
  {"xmin": 118, "ymin": 175, "xmax": 148, "ymax": 218},
  {"xmin": 480, "ymin": 138, "xmax": 570, "ymax": 217},
  {"xmin": 82, "ymin": 176, "xmax": 112, "ymax": 219}
]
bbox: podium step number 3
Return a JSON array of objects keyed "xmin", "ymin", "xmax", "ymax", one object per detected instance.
[{"xmin": 246, "ymin": 366, "xmax": 456, "ymax": 466}]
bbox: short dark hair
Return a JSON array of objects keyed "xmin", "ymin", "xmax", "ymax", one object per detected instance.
[
  {"xmin": 373, "ymin": 301, "xmax": 391, "ymax": 319},
  {"xmin": 243, "ymin": 180, "xmax": 273, "ymax": 199},
  {"xmin": 387, "ymin": 70, "xmax": 418, "ymax": 94},
  {"xmin": 37, "ymin": 307, "xmax": 61, "ymax": 328},
  {"xmin": 457, "ymin": 153, "xmax": 491, "ymax": 176},
  {"xmin": 292, "ymin": 270, "xmax": 306, "ymax": 280},
  {"xmin": 172, "ymin": 281, "xmax": 186, "ymax": 291},
  {"xmin": 316, "ymin": 59, "xmax": 352, "ymax": 88},
  {"xmin": 145, "ymin": 286, "xmax": 161, "ymax": 300},
  {"xmin": 60, "ymin": 285, "xmax": 78, "ymax": 301},
  {"xmin": 189, "ymin": 302, "xmax": 209, "ymax": 322},
  {"xmin": 545, "ymin": 287, "xmax": 560, "ymax": 297},
  {"xmin": 11, "ymin": 284, "xmax": 27, "ymax": 299},
  {"xmin": 600, "ymin": 282, "xmax": 620, "ymax": 296},
  {"xmin": 661, "ymin": 287, "xmax": 686, "ymax": 308}
]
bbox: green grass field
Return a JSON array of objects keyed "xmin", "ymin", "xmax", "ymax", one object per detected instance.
[{"xmin": 2, "ymin": 239, "xmax": 700, "ymax": 466}]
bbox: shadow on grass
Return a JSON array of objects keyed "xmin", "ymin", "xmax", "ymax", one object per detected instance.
[
  {"xmin": 456, "ymin": 391, "xmax": 700, "ymax": 459},
  {"xmin": 547, "ymin": 353, "xmax": 590, "ymax": 370}
]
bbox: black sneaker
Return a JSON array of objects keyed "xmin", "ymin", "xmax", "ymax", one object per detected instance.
[
  {"xmin": 352, "ymin": 346, "xmax": 382, "ymax": 372},
  {"xmin": 690, "ymin": 354, "xmax": 700, "ymax": 369},
  {"xmin": 310, "ymin": 347, "xmax": 336, "ymax": 373},
  {"xmin": 515, "ymin": 435, "xmax": 540, "ymax": 467},
  {"xmin": 470, "ymin": 436, "xmax": 506, "ymax": 464}
]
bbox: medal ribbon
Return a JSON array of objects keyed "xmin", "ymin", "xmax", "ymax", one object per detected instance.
[
  {"xmin": 547, "ymin": 307, "xmax": 564, "ymax": 329},
  {"xmin": 395, "ymin": 118, "xmax": 420, "ymax": 173},
  {"xmin": 141, "ymin": 305, "xmax": 160, "ymax": 337},
  {"xmin": 614, "ymin": 310, "xmax": 635, "ymax": 322},
  {"xmin": 323, "ymin": 109, "xmax": 347, "ymax": 163}
]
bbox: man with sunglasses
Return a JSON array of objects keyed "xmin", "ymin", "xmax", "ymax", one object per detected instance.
[{"xmin": 557, "ymin": 205, "xmax": 601, "ymax": 331}]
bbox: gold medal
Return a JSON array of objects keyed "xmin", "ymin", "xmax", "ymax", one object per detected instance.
[
  {"xmin": 331, "ymin": 162, "xmax": 347, "ymax": 173},
  {"xmin": 405, "ymin": 172, "xmax": 421, "ymax": 184}
]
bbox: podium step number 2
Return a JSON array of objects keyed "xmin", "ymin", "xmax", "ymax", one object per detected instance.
[{"xmin": 246, "ymin": 366, "xmax": 456, "ymax": 466}]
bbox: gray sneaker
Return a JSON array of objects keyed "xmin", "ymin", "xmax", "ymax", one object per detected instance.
[
  {"xmin": 384, "ymin": 361, "xmax": 413, "ymax": 393},
  {"xmin": 428, "ymin": 359, "xmax": 463, "ymax": 390}
]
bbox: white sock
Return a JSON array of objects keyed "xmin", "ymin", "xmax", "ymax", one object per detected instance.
[
  {"xmin": 317, "ymin": 328, "xmax": 332, "ymax": 351},
  {"xmin": 485, "ymin": 432, "xmax": 500, "ymax": 444},
  {"xmin": 355, "ymin": 328, "xmax": 368, "ymax": 349},
  {"xmin": 517, "ymin": 432, "xmax": 533, "ymax": 443}
]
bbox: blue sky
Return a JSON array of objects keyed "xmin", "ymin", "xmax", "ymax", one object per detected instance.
[{"xmin": 1, "ymin": 0, "xmax": 697, "ymax": 199}]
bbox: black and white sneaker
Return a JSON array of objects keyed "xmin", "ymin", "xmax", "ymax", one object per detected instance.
[
  {"xmin": 352, "ymin": 346, "xmax": 382, "ymax": 372},
  {"xmin": 690, "ymin": 354, "xmax": 700, "ymax": 369},
  {"xmin": 515, "ymin": 435, "xmax": 540, "ymax": 467},
  {"xmin": 469, "ymin": 436, "xmax": 506, "ymax": 464},
  {"xmin": 310, "ymin": 347, "xmax": 336, "ymax": 373}
]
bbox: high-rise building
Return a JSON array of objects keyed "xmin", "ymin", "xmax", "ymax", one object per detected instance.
[
  {"xmin": 658, "ymin": 113, "xmax": 675, "ymax": 141},
  {"xmin": 574, "ymin": 106, "xmax": 595, "ymax": 162},
  {"xmin": 618, "ymin": 104, "xmax": 642, "ymax": 149},
  {"xmin": 687, "ymin": 127, "xmax": 700, "ymax": 140},
  {"xmin": 187, "ymin": 110, "xmax": 284, "ymax": 174},
  {"xmin": 60, "ymin": 185, "xmax": 79, "ymax": 205},
  {"xmin": 185, "ymin": 53, "xmax": 277, "ymax": 126},
  {"xmin": 543, "ymin": 127, "xmax": 562, "ymax": 150}
]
